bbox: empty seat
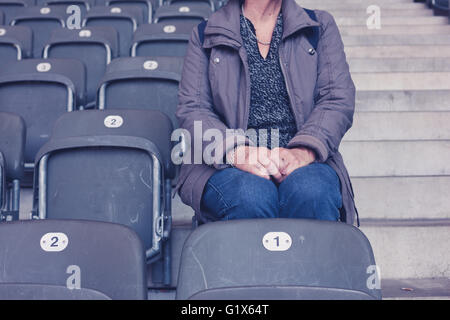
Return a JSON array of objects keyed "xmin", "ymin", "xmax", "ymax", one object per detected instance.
[
  {"xmin": 154, "ymin": 3, "xmax": 210, "ymax": 24},
  {"xmin": 131, "ymin": 22, "xmax": 194, "ymax": 57},
  {"xmin": 32, "ymin": 109, "xmax": 175, "ymax": 262},
  {"xmin": 106, "ymin": 0, "xmax": 157, "ymax": 24},
  {"xmin": 10, "ymin": 6, "xmax": 67, "ymax": 58},
  {"xmin": 0, "ymin": 219, "xmax": 147, "ymax": 300},
  {"xmin": 0, "ymin": 25, "xmax": 32, "ymax": 66},
  {"xmin": 44, "ymin": 27, "xmax": 118, "ymax": 108},
  {"xmin": 83, "ymin": 6, "xmax": 144, "ymax": 56},
  {"xmin": 97, "ymin": 56, "xmax": 183, "ymax": 128},
  {"xmin": 0, "ymin": 0, "xmax": 34, "ymax": 25},
  {"xmin": 44, "ymin": 0, "xmax": 95, "ymax": 17},
  {"xmin": 432, "ymin": 0, "xmax": 449, "ymax": 15},
  {"xmin": 166, "ymin": 0, "xmax": 215, "ymax": 11},
  {"xmin": 176, "ymin": 219, "xmax": 382, "ymax": 300},
  {"xmin": 0, "ymin": 112, "xmax": 25, "ymax": 222},
  {"xmin": 0, "ymin": 9, "xmax": 3, "ymax": 24},
  {"xmin": 0, "ymin": 58, "xmax": 86, "ymax": 167}
]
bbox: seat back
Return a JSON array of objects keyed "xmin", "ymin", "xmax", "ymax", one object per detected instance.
[
  {"xmin": 45, "ymin": 0, "xmax": 95, "ymax": 17},
  {"xmin": 98, "ymin": 56, "xmax": 183, "ymax": 128},
  {"xmin": 0, "ymin": 112, "xmax": 25, "ymax": 183},
  {"xmin": 0, "ymin": 58, "xmax": 85, "ymax": 164},
  {"xmin": 44, "ymin": 27, "xmax": 118, "ymax": 107},
  {"xmin": 131, "ymin": 22, "xmax": 194, "ymax": 57},
  {"xmin": 154, "ymin": 3, "xmax": 210, "ymax": 24},
  {"xmin": 0, "ymin": 219, "xmax": 147, "ymax": 300},
  {"xmin": 176, "ymin": 219, "xmax": 382, "ymax": 300},
  {"xmin": 166, "ymin": 0, "xmax": 215, "ymax": 11},
  {"xmin": 10, "ymin": 6, "xmax": 67, "ymax": 58},
  {"xmin": 33, "ymin": 109, "xmax": 174, "ymax": 258},
  {"xmin": 0, "ymin": 0, "xmax": 34, "ymax": 25},
  {"xmin": 106, "ymin": 0, "xmax": 155, "ymax": 24},
  {"xmin": 0, "ymin": 25, "xmax": 32, "ymax": 67},
  {"xmin": 84, "ymin": 6, "xmax": 144, "ymax": 56},
  {"xmin": 0, "ymin": 112, "xmax": 25, "ymax": 218}
]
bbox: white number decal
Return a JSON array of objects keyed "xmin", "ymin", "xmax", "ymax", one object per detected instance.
[
  {"xmin": 262, "ymin": 232, "xmax": 292, "ymax": 251},
  {"xmin": 40, "ymin": 232, "xmax": 69, "ymax": 252},
  {"xmin": 104, "ymin": 115, "xmax": 123, "ymax": 128},
  {"xmin": 163, "ymin": 25, "xmax": 176, "ymax": 33},
  {"xmin": 143, "ymin": 60, "xmax": 158, "ymax": 70},
  {"xmin": 179, "ymin": 6, "xmax": 190, "ymax": 13},
  {"xmin": 36, "ymin": 62, "xmax": 52, "ymax": 72}
]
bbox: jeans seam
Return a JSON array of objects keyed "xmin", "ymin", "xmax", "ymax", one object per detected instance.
[{"xmin": 206, "ymin": 181, "xmax": 231, "ymax": 215}]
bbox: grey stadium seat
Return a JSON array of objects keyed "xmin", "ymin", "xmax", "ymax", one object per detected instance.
[
  {"xmin": 0, "ymin": 9, "xmax": 3, "ymax": 24},
  {"xmin": 106, "ymin": 0, "xmax": 157, "ymax": 24},
  {"xmin": 83, "ymin": 6, "xmax": 144, "ymax": 57},
  {"xmin": 0, "ymin": 58, "xmax": 86, "ymax": 168},
  {"xmin": 0, "ymin": 112, "xmax": 25, "ymax": 222},
  {"xmin": 10, "ymin": 6, "xmax": 68, "ymax": 58},
  {"xmin": 44, "ymin": 27, "xmax": 119, "ymax": 109},
  {"xmin": 44, "ymin": 0, "xmax": 96, "ymax": 17},
  {"xmin": 97, "ymin": 56, "xmax": 183, "ymax": 129},
  {"xmin": 153, "ymin": 3, "xmax": 210, "ymax": 24},
  {"xmin": 0, "ymin": 25, "xmax": 32, "ymax": 66},
  {"xmin": 131, "ymin": 22, "xmax": 195, "ymax": 57},
  {"xmin": 32, "ymin": 109, "xmax": 175, "ymax": 263},
  {"xmin": 166, "ymin": 0, "xmax": 215, "ymax": 12},
  {"xmin": 0, "ymin": 219, "xmax": 147, "ymax": 300},
  {"xmin": 176, "ymin": 219, "xmax": 382, "ymax": 300},
  {"xmin": 0, "ymin": 0, "xmax": 34, "ymax": 25}
]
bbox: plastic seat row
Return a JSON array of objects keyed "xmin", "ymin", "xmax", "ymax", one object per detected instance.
[
  {"xmin": 0, "ymin": 0, "xmax": 216, "ymax": 26},
  {"xmin": 0, "ymin": 216, "xmax": 381, "ymax": 299},
  {"xmin": 0, "ymin": 3, "xmax": 209, "ymax": 58},
  {"xmin": 0, "ymin": 56, "xmax": 182, "ymax": 164},
  {"xmin": 1, "ymin": 18, "xmax": 195, "ymax": 64}
]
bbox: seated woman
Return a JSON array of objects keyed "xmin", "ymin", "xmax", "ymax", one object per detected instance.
[{"xmin": 176, "ymin": 0, "xmax": 358, "ymax": 225}]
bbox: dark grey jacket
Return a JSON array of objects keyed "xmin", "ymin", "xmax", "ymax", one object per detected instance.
[{"xmin": 176, "ymin": 0, "xmax": 358, "ymax": 225}]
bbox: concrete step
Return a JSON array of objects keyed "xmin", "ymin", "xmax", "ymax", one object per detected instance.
[
  {"xmin": 382, "ymin": 278, "xmax": 450, "ymax": 299},
  {"xmin": 349, "ymin": 58, "xmax": 450, "ymax": 73},
  {"xmin": 300, "ymin": 0, "xmax": 414, "ymax": 5},
  {"xmin": 355, "ymin": 90, "xmax": 450, "ymax": 112},
  {"xmin": 340, "ymin": 140, "xmax": 450, "ymax": 177},
  {"xmin": 343, "ymin": 34, "xmax": 450, "ymax": 46},
  {"xmin": 340, "ymin": 25, "xmax": 450, "ymax": 36},
  {"xmin": 335, "ymin": 16, "xmax": 449, "ymax": 26},
  {"xmin": 344, "ymin": 111, "xmax": 450, "ymax": 141},
  {"xmin": 345, "ymin": 45, "xmax": 450, "ymax": 59},
  {"xmin": 352, "ymin": 72, "xmax": 450, "ymax": 91},
  {"xmin": 360, "ymin": 220, "xmax": 450, "ymax": 279},
  {"xmin": 326, "ymin": 8, "xmax": 434, "ymax": 17},
  {"xmin": 300, "ymin": 2, "xmax": 427, "ymax": 11},
  {"xmin": 353, "ymin": 176, "xmax": 450, "ymax": 220}
]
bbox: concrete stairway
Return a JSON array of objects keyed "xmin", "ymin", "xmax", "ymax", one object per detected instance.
[{"xmin": 298, "ymin": 0, "xmax": 450, "ymax": 299}]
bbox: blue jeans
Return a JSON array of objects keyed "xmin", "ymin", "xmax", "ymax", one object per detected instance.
[{"xmin": 201, "ymin": 163, "xmax": 342, "ymax": 221}]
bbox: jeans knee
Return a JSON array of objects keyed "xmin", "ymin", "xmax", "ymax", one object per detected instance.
[
  {"xmin": 231, "ymin": 177, "xmax": 279, "ymax": 219},
  {"xmin": 279, "ymin": 164, "xmax": 342, "ymax": 220}
]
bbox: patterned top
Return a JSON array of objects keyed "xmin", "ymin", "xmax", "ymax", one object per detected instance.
[{"xmin": 240, "ymin": 12, "xmax": 297, "ymax": 148}]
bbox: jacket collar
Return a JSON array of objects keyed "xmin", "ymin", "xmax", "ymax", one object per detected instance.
[{"xmin": 203, "ymin": 0, "xmax": 320, "ymax": 49}]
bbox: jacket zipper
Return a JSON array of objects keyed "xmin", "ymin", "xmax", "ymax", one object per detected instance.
[{"xmin": 279, "ymin": 42, "xmax": 299, "ymax": 131}]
